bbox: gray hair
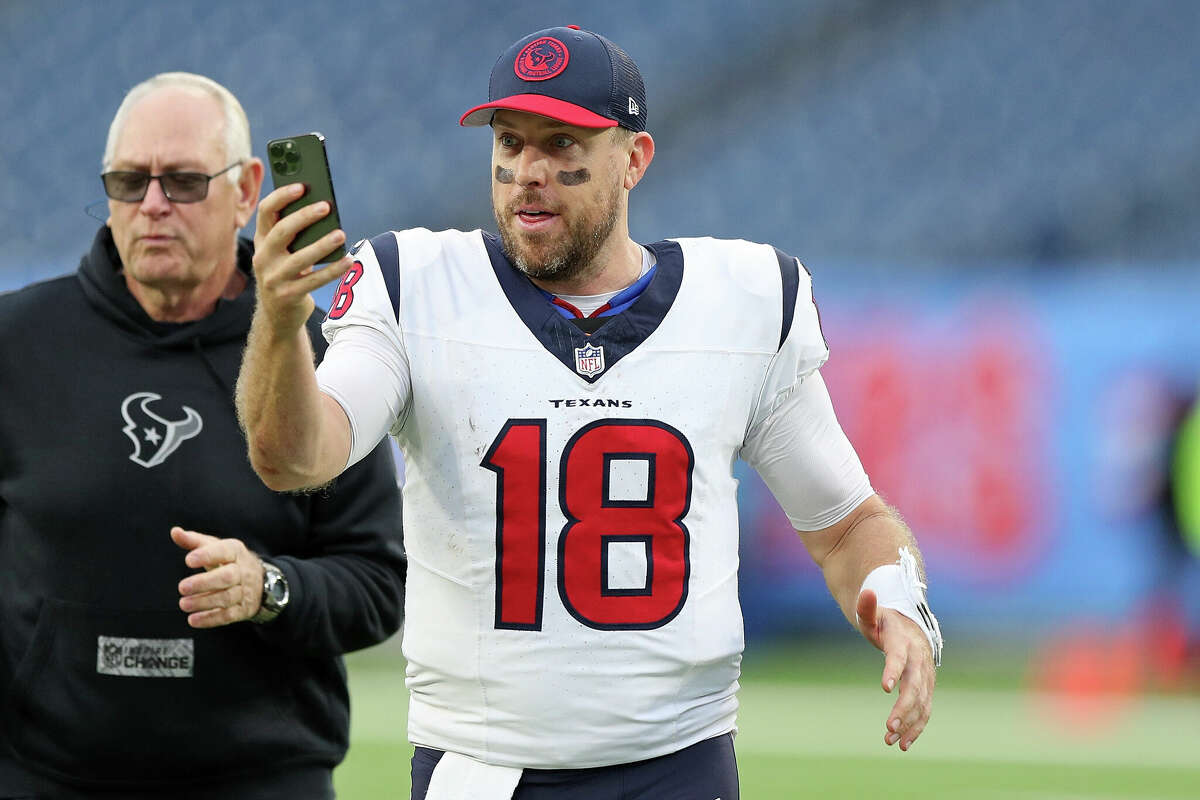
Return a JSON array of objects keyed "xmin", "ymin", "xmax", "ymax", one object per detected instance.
[{"xmin": 102, "ymin": 72, "xmax": 250, "ymax": 185}]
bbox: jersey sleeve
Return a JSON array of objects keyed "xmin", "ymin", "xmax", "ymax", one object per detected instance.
[
  {"xmin": 742, "ymin": 370, "xmax": 874, "ymax": 531},
  {"xmin": 742, "ymin": 253, "xmax": 872, "ymax": 530},
  {"xmin": 317, "ymin": 233, "xmax": 413, "ymax": 469}
]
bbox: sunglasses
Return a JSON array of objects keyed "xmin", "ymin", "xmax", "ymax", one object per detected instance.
[{"xmin": 100, "ymin": 161, "xmax": 242, "ymax": 203}]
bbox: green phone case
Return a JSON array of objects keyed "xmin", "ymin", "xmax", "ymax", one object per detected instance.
[{"xmin": 266, "ymin": 132, "xmax": 346, "ymax": 263}]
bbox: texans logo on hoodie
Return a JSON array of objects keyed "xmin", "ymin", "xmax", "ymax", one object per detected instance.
[{"xmin": 120, "ymin": 391, "xmax": 203, "ymax": 468}]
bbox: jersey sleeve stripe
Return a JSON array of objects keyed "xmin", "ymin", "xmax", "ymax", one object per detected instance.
[
  {"xmin": 369, "ymin": 231, "xmax": 402, "ymax": 323},
  {"xmin": 773, "ymin": 247, "xmax": 800, "ymax": 352}
]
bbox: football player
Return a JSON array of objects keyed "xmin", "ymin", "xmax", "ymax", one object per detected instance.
[{"xmin": 238, "ymin": 25, "xmax": 942, "ymax": 800}]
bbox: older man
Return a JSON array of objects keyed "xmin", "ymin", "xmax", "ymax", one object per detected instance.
[{"xmin": 0, "ymin": 72, "xmax": 406, "ymax": 799}]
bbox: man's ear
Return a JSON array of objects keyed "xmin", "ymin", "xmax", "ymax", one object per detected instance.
[
  {"xmin": 625, "ymin": 131, "xmax": 655, "ymax": 191},
  {"xmin": 234, "ymin": 158, "xmax": 266, "ymax": 229}
]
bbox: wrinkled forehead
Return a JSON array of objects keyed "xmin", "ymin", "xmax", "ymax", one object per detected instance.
[{"xmin": 111, "ymin": 87, "xmax": 227, "ymax": 169}]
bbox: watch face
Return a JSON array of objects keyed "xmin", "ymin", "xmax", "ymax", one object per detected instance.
[
  {"xmin": 251, "ymin": 562, "xmax": 289, "ymax": 624},
  {"xmin": 264, "ymin": 565, "xmax": 289, "ymax": 608},
  {"xmin": 267, "ymin": 576, "xmax": 288, "ymax": 604}
]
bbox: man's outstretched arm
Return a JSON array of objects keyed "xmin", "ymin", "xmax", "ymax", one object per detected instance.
[
  {"xmin": 236, "ymin": 182, "xmax": 354, "ymax": 491},
  {"xmin": 798, "ymin": 494, "xmax": 939, "ymax": 752}
]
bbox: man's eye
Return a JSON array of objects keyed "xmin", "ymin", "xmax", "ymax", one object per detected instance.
[
  {"xmin": 168, "ymin": 173, "xmax": 206, "ymax": 191},
  {"xmin": 553, "ymin": 136, "xmax": 574, "ymax": 148},
  {"xmin": 111, "ymin": 174, "xmax": 145, "ymax": 193},
  {"xmin": 498, "ymin": 134, "xmax": 518, "ymax": 147}
]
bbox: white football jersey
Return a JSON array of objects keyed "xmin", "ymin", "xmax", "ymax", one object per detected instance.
[{"xmin": 319, "ymin": 228, "xmax": 857, "ymax": 769}]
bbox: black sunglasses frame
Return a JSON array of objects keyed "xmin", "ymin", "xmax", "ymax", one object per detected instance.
[{"xmin": 100, "ymin": 161, "xmax": 243, "ymax": 203}]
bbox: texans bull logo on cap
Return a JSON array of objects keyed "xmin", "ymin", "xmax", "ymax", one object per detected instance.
[{"xmin": 516, "ymin": 37, "xmax": 569, "ymax": 81}]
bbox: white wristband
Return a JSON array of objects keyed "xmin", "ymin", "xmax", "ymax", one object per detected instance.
[{"xmin": 858, "ymin": 547, "xmax": 943, "ymax": 667}]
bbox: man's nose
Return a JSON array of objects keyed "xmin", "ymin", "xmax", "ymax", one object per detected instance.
[
  {"xmin": 512, "ymin": 148, "xmax": 550, "ymax": 187},
  {"xmin": 139, "ymin": 176, "xmax": 173, "ymax": 215}
]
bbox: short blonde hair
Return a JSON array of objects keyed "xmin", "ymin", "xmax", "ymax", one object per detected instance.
[{"xmin": 102, "ymin": 72, "xmax": 251, "ymax": 185}]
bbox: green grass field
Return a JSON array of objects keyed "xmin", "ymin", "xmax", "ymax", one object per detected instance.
[{"xmin": 333, "ymin": 638, "xmax": 1200, "ymax": 799}]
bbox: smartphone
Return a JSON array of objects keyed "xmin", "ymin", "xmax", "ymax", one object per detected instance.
[{"xmin": 266, "ymin": 132, "xmax": 347, "ymax": 263}]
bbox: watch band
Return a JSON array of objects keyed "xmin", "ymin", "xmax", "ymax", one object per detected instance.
[{"xmin": 249, "ymin": 559, "xmax": 290, "ymax": 624}]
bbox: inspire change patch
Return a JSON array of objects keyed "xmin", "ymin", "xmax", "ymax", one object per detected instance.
[{"xmin": 96, "ymin": 636, "xmax": 194, "ymax": 678}]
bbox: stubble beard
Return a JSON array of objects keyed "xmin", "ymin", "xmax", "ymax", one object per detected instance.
[{"xmin": 495, "ymin": 181, "xmax": 622, "ymax": 285}]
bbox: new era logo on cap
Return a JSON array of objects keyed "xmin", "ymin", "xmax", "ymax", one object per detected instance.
[{"xmin": 460, "ymin": 25, "xmax": 648, "ymax": 132}]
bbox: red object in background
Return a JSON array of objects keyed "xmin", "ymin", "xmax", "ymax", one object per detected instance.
[
  {"xmin": 1027, "ymin": 603, "xmax": 1198, "ymax": 736},
  {"xmin": 819, "ymin": 299, "xmax": 1053, "ymax": 584},
  {"xmin": 1028, "ymin": 625, "xmax": 1142, "ymax": 734}
]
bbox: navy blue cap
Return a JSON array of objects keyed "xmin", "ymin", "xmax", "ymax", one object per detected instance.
[{"xmin": 460, "ymin": 25, "xmax": 647, "ymax": 132}]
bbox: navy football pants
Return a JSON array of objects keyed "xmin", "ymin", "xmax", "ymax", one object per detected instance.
[{"xmin": 410, "ymin": 733, "xmax": 739, "ymax": 800}]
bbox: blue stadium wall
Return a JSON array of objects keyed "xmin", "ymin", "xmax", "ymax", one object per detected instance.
[{"xmin": 734, "ymin": 268, "xmax": 1200, "ymax": 641}]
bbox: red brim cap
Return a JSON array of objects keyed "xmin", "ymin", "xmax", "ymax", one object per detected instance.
[{"xmin": 459, "ymin": 94, "xmax": 619, "ymax": 128}]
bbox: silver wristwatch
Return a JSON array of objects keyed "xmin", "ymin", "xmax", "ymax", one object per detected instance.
[{"xmin": 249, "ymin": 559, "xmax": 290, "ymax": 624}]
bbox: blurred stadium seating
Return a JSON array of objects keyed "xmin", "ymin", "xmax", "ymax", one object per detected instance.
[
  {"xmin": 3, "ymin": 0, "xmax": 1198, "ymax": 284},
  {"xmin": 3, "ymin": 0, "xmax": 1199, "ymax": 654}
]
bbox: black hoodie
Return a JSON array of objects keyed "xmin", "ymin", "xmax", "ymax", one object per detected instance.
[{"xmin": 0, "ymin": 227, "xmax": 406, "ymax": 797}]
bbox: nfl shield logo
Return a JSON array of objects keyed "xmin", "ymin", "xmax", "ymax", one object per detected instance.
[
  {"xmin": 574, "ymin": 343, "xmax": 605, "ymax": 378},
  {"xmin": 102, "ymin": 643, "xmax": 124, "ymax": 669}
]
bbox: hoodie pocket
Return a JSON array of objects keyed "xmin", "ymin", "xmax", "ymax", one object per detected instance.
[{"xmin": 2, "ymin": 597, "xmax": 307, "ymax": 784}]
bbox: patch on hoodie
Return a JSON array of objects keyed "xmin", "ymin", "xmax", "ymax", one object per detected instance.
[{"xmin": 97, "ymin": 636, "xmax": 194, "ymax": 677}]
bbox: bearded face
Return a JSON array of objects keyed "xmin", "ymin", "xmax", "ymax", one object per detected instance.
[{"xmin": 494, "ymin": 175, "xmax": 622, "ymax": 285}]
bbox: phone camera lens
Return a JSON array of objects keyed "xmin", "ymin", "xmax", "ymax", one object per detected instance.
[
  {"xmin": 285, "ymin": 152, "xmax": 299, "ymax": 164},
  {"xmin": 269, "ymin": 143, "xmax": 284, "ymax": 158}
]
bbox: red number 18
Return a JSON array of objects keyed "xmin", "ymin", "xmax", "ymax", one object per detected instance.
[{"xmin": 481, "ymin": 419, "xmax": 694, "ymax": 631}]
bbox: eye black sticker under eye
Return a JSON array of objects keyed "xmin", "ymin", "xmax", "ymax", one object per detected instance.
[
  {"xmin": 557, "ymin": 168, "xmax": 591, "ymax": 186},
  {"xmin": 495, "ymin": 166, "xmax": 515, "ymax": 184}
]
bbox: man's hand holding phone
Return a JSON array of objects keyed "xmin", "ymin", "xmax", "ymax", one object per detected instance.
[{"xmin": 252, "ymin": 184, "xmax": 353, "ymax": 336}]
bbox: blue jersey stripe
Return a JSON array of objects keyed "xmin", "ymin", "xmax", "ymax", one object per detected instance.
[
  {"xmin": 773, "ymin": 247, "xmax": 800, "ymax": 351},
  {"xmin": 539, "ymin": 263, "xmax": 659, "ymax": 320},
  {"xmin": 369, "ymin": 232, "xmax": 401, "ymax": 323}
]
